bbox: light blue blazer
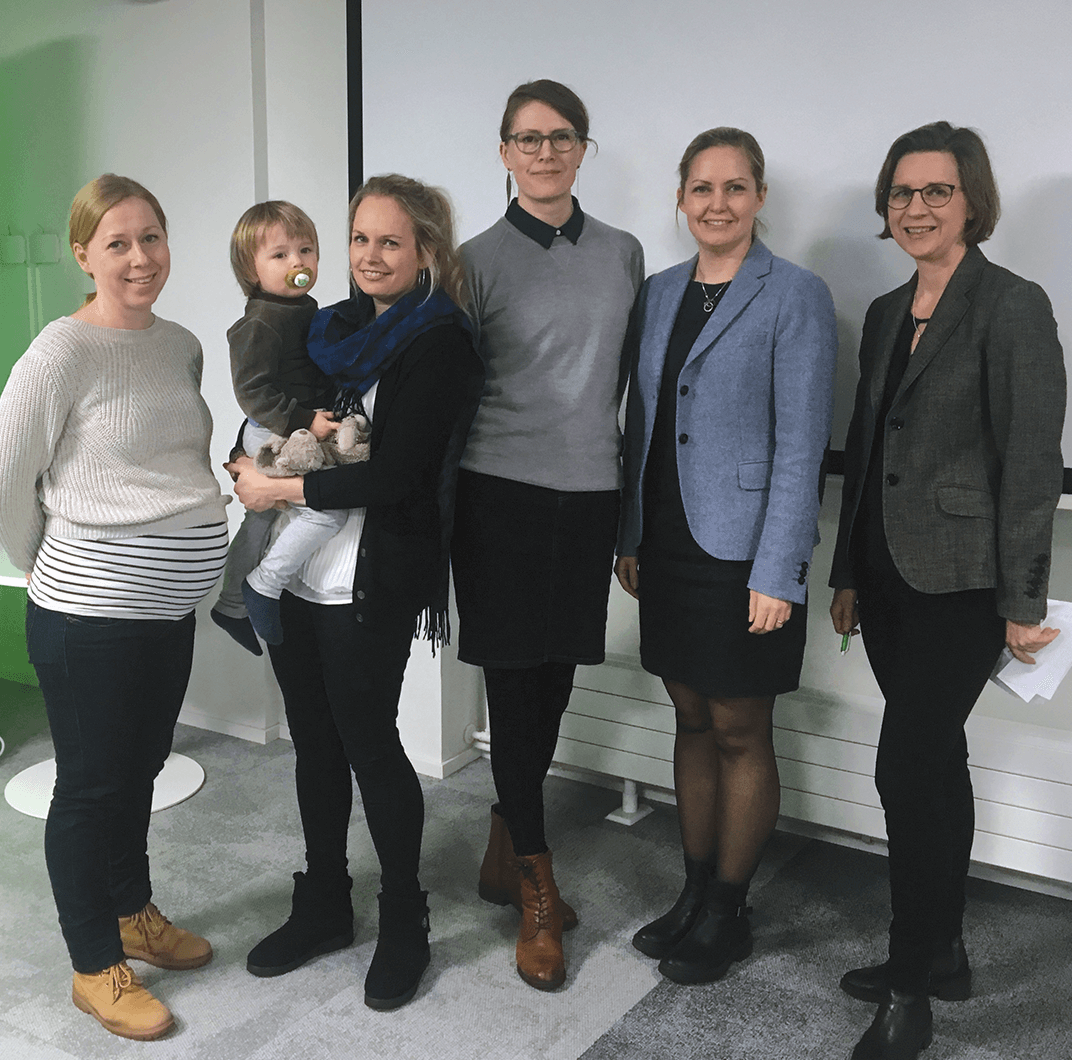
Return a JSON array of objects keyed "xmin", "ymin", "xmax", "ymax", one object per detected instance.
[{"xmin": 618, "ymin": 240, "xmax": 837, "ymax": 605}]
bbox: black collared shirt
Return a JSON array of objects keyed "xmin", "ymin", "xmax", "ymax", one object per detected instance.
[{"xmin": 505, "ymin": 196, "xmax": 585, "ymax": 248}]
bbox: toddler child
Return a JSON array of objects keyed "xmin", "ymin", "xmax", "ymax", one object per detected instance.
[{"xmin": 211, "ymin": 201, "xmax": 344, "ymax": 653}]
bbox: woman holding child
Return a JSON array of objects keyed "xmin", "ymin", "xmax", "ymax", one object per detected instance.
[
  {"xmin": 228, "ymin": 174, "xmax": 483, "ymax": 1011},
  {"xmin": 0, "ymin": 174, "xmax": 229, "ymax": 1040}
]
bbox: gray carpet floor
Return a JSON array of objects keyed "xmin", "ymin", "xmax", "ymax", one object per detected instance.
[{"xmin": 1, "ymin": 678, "xmax": 1070, "ymax": 1059}]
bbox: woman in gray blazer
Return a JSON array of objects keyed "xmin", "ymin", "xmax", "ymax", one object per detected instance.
[
  {"xmin": 830, "ymin": 122, "xmax": 1065, "ymax": 1060},
  {"xmin": 616, "ymin": 128, "xmax": 837, "ymax": 985}
]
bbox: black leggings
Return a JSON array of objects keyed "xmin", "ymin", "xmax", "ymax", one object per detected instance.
[
  {"xmin": 484, "ymin": 662, "xmax": 576, "ymax": 856},
  {"xmin": 858, "ymin": 570, "xmax": 1005, "ymax": 993},
  {"xmin": 267, "ymin": 591, "xmax": 424, "ymax": 896}
]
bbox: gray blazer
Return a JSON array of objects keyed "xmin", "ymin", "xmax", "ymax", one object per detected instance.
[
  {"xmin": 619, "ymin": 240, "xmax": 837, "ymax": 604},
  {"xmin": 829, "ymin": 246, "xmax": 1065, "ymax": 623}
]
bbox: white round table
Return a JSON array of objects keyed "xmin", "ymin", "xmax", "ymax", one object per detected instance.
[{"xmin": 4, "ymin": 752, "xmax": 205, "ymax": 819}]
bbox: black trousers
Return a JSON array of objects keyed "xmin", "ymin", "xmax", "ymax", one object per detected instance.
[
  {"xmin": 857, "ymin": 568, "xmax": 1005, "ymax": 993},
  {"xmin": 27, "ymin": 600, "xmax": 195, "ymax": 973},
  {"xmin": 267, "ymin": 592, "xmax": 424, "ymax": 895}
]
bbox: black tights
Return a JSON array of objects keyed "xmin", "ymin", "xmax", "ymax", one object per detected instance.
[
  {"xmin": 484, "ymin": 662, "xmax": 576, "ymax": 856},
  {"xmin": 268, "ymin": 592, "xmax": 424, "ymax": 896},
  {"xmin": 665, "ymin": 679, "xmax": 779, "ymax": 892}
]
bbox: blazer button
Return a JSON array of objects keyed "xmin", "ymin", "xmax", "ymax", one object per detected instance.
[
  {"xmin": 360, "ymin": 547, "xmax": 367, "ymax": 557},
  {"xmin": 355, "ymin": 613, "xmax": 364, "ymax": 623},
  {"xmin": 356, "ymin": 590, "xmax": 365, "ymax": 600},
  {"xmin": 679, "ymin": 385, "xmax": 689, "ymax": 396},
  {"xmin": 886, "ymin": 473, "xmax": 900, "ymax": 486},
  {"xmin": 889, "ymin": 417, "xmax": 904, "ymax": 429},
  {"xmin": 678, "ymin": 433, "xmax": 689, "ymax": 444}
]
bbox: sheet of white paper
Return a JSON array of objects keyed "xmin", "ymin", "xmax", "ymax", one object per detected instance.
[{"xmin": 990, "ymin": 599, "xmax": 1072, "ymax": 702}]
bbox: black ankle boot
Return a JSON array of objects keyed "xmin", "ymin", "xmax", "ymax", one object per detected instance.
[
  {"xmin": 851, "ymin": 989, "xmax": 932, "ymax": 1060},
  {"xmin": 841, "ymin": 937, "xmax": 970, "ymax": 1003},
  {"xmin": 632, "ymin": 856, "xmax": 711, "ymax": 959},
  {"xmin": 363, "ymin": 891, "xmax": 431, "ymax": 1010},
  {"xmin": 246, "ymin": 871, "xmax": 355, "ymax": 977},
  {"xmin": 657, "ymin": 879, "xmax": 752, "ymax": 985}
]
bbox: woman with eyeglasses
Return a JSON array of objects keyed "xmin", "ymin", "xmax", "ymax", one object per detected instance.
[
  {"xmin": 452, "ymin": 79, "xmax": 644, "ymax": 990},
  {"xmin": 616, "ymin": 128, "xmax": 836, "ymax": 986},
  {"xmin": 830, "ymin": 122, "xmax": 1064, "ymax": 1060}
]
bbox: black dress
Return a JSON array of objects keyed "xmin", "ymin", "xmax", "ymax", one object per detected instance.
[{"xmin": 638, "ymin": 281, "xmax": 806, "ymax": 698}]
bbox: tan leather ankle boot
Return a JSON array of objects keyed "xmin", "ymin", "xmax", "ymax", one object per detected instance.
[
  {"xmin": 515, "ymin": 851, "xmax": 566, "ymax": 990},
  {"xmin": 119, "ymin": 902, "xmax": 212, "ymax": 970},
  {"xmin": 72, "ymin": 961, "xmax": 173, "ymax": 1040},
  {"xmin": 478, "ymin": 807, "xmax": 578, "ymax": 929}
]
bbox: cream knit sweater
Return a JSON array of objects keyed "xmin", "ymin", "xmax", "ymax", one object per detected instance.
[{"xmin": 0, "ymin": 316, "xmax": 227, "ymax": 573}]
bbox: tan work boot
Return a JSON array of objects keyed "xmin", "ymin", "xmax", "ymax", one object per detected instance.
[
  {"xmin": 515, "ymin": 851, "xmax": 566, "ymax": 990},
  {"xmin": 72, "ymin": 961, "xmax": 174, "ymax": 1040},
  {"xmin": 120, "ymin": 901, "xmax": 212, "ymax": 970},
  {"xmin": 478, "ymin": 807, "xmax": 578, "ymax": 929}
]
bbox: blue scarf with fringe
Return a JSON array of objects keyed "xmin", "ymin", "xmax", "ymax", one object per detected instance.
[{"xmin": 306, "ymin": 286, "xmax": 472, "ymax": 415}]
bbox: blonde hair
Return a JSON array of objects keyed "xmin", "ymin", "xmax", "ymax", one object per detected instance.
[
  {"xmin": 230, "ymin": 201, "xmax": 320, "ymax": 297},
  {"xmin": 348, "ymin": 175, "xmax": 467, "ymax": 309},
  {"xmin": 69, "ymin": 174, "xmax": 167, "ymax": 307}
]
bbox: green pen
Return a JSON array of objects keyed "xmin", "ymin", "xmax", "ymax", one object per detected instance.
[{"xmin": 840, "ymin": 633, "xmax": 851, "ymax": 655}]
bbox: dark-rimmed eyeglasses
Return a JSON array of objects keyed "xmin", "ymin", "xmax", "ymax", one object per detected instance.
[
  {"xmin": 887, "ymin": 183, "xmax": 957, "ymax": 209},
  {"xmin": 504, "ymin": 129, "xmax": 582, "ymax": 154}
]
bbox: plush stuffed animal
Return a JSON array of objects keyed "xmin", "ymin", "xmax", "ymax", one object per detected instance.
[{"xmin": 254, "ymin": 414, "xmax": 370, "ymax": 477}]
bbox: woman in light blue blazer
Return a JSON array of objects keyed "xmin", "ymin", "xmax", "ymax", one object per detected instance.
[{"xmin": 616, "ymin": 127, "xmax": 837, "ymax": 985}]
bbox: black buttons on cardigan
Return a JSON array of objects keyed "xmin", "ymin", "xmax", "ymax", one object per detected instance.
[
  {"xmin": 890, "ymin": 417, "xmax": 904, "ymax": 430},
  {"xmin": 680, "ymin": 385, "xmax": 689, "ymax": 396},
  {"xmin": 360, "ymin": 547, "xmax": 367, "ymax": 558},
  {"xmin": 886, "ymin": 473, "xmax": 900, "ymax": 486},
  {"xmin": 356, "ymin": 590, "xmax": 365, "ymax": 600},
  {"xmin": 355, "ymin": 613, "xmax": 364, "ymax": 622},
  {"xmin": 679, "ymin": 433, "xmax": 689, "ymax": 444}
]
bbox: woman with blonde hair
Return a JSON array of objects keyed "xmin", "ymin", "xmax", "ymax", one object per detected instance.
[
  {"xmin": 228, "ymin": 174, "xmax": 483, "ymax": 1010},
  {"xmin": 0, "ymin": 174, "xmax": 229, "ymax": 1040}
]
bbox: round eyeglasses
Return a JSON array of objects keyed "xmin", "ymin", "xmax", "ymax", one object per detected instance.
[
  {"xmin": 888, "ymin": 183, "xmax": 957, "ymax": 210},
  {"xmin": 504, "ymin": 129, "xmax": 582, "ymax": 154}
]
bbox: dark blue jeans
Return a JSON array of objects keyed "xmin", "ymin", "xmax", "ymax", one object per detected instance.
[{"xmin": 26, "ymin": 599, "xmax": 196, "ymax": 973}]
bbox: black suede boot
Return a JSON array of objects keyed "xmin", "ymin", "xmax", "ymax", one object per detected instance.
[
  {"xmin": 363, "ymin": 891, "xmax": 431, "ymax": 1010},
  {"xmin": 657, "ymin": 879, "xmax": 752, "ymax": 985},
  {"xmin": 632, "ymin": 855, "xmax": 711, "ymax": 959},
  {"xmin": 841, "ymin": 937, "xmax": 970, "ymax": 1003},
  {"xmin": 246, "ymin": 871, "xmax": 355, "ymax": 977},
  {"xmin": 851, "ymin": 989, "xmax": 933, "ymax": 1060}
]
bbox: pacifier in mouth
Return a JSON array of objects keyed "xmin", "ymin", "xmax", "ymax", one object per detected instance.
[{"xmin": 285, "ymin": 267, "xmax": 313, "ymax": 289}]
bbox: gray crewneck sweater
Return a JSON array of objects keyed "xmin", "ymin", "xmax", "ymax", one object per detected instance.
[
  {"xmin": 461, "ymin": 213, "xmax": 644, "ymax": 491},
  {"xmin": 0, "ymin": 316, "xmax": 227, "ymax": 572}
]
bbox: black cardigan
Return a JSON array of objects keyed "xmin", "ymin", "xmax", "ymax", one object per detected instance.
[{"xmin": 302, "ymin": 321, "xmax": 484, "ymax": 646}]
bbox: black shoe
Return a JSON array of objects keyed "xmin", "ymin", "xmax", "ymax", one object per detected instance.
[
  {"xmin": 841, "ymin": 938, "xmax": 970, "ymax": 1003},
  {"xmin": 851, "ymin": 990, "xmax": 932, "ymax": 1060},
  {"xmin": 657, "ymin": 882, "xmax": 752, "ymax": 985},
  {"xmin": 632, "ymin": 856, "xmax": 711, "ymax": 959},
  {"xmin": 364, "ymin": 892, "xmax": 431, "ymax": 1011},
  {"xmin": 210, "ymin": 608, "xmax": 263, "ymax": 656},
  {"xmin": 247, "ymin": 872, "xmax": 354, "ymax": 977}
]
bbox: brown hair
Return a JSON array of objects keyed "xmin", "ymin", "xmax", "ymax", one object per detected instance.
[
  {"xmin": 677, "ymin": 127, "xmax": 767, "ymax": 237},
  {"xmin": 230, "ymin": 201, "xmax": 319, "ymax": 297},
  {"xmin": 68, "ymin": 174, "xmax": 167, "ymax": 307},
  {"xmin": 499, "ymin": 79, "xmax": 593, "ymax": 202},
  {"xmin": 874, "ymin": 122, "xmax": 1000, "ymax": 245},
  {"xmin": 348, "ymin": 174, "xmax": 467, "ymax": 309}
]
